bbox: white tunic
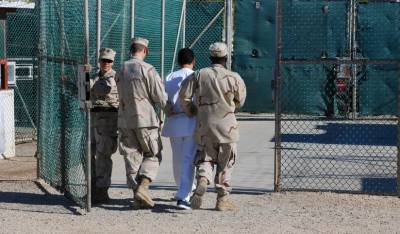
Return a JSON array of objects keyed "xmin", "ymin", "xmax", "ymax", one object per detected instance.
[{"xmin": 162, "ymin": 68, "xmax": 196, "ymax": 138}]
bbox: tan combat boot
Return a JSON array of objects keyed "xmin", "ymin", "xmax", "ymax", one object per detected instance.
[
  {"xmin": 190, "ymin": 177, "xmax": 208, "ymax": 209},
  {"xmin": 92, "ymin": 187, "xmax": 110, "ymax": 204},
  {"xmin": 135, "ymin": 177, "xmax": 155, "ymax": 208},
  {"xmin": 215, "ymin": 194, "xmax": 235, "ymax": 211}
]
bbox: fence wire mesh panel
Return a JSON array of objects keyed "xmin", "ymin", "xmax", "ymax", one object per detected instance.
[
  {"xmin": 5, "ymin": 4, "xmax": 40, "ymax": 143},
  {"xmin": 186, "ymin": 0, "xmax": 225, "ymax": 69},
  {"xmin": 276, "ymin": 0, "xmax": 400, "ymax": 194},
  {"xmin": 38, "ymin": 0, "xmax": 88, "ymax": 208}
]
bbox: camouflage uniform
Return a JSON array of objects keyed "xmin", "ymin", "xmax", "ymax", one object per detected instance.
[
  {"xmin": 90, "ymin": 48, "xmax": 118, "ymax": 193},
  {"xmin": 179, "ymin": 42, "xmax": 246, "ymax": 210},
  {"xmin": 116, "ymin": 38, "xmax": 168, "ymax": 193}
]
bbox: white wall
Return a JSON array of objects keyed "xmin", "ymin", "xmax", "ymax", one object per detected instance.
[{"xmin": 0, "ymin": 90, "xmax": 15, "ymax": 159}]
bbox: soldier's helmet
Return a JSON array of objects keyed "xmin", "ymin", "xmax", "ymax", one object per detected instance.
[
  {"xmin": 209, "ymin": 42, "xmax": 228, "ymax": 58},
  {"xmin": 99, "ymin": 48, "xmax": 116, "ymax": 61}
]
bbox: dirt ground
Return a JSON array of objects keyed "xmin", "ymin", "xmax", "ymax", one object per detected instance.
[
  {"xmin": 1, "ymin": 143, "xmax": 400, "ymax": 234},
  {"xmin": 0, "ymin": 142, "xmax": 36, "ymax": 180}
]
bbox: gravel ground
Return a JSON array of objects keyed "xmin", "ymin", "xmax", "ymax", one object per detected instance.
[
  {"xmin": 1, "ymin": 143, "xmax": 400, "ymax": 234},
  {"xmin": 1, "ymin": 180, "xmax": 399, "ymax": 234}
]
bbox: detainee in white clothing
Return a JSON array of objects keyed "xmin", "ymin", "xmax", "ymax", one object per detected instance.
[{"xmin": 162, "ymin": 48, "xmax": 197, "ymax": 209}]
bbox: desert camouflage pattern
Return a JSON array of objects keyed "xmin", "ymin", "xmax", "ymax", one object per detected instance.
[
  {"xmin": 116, "ymin": 56, "xmax": 167, "ymax": 186},
  {"xmin": 119, "ymin": 127, "xmax": 162, "ymax": 188},
  {"xmin": 116, "ymin": 56, "xmax": 168, "ymax": 129},
  {"xmin": 90, "ymin": 69, "xmax": 119, "ymax": 110},
  {"xmin": 90, "ymin": 69, "xmax": 118, "ymax": 188},
  {"xmin": 179, "ymin": 64, "xmax": 246, "ymax": 144},
  {"xmin": 179, "ymin": 63, "xmax": 246, "ymax": 195}
]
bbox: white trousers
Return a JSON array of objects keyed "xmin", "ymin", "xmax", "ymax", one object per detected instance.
[{"xmin": 170, "ymin": 136, "xmax": 197, "ymax": 202}]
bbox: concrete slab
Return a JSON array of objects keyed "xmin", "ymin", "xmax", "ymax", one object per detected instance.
[{"xmin": 111, "ymin": 120, "xmax": 275, "ymax": 192}]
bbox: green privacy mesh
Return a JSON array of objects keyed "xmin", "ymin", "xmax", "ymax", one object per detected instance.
[
  {"xmin": 37, "ymin": 0, "xmax": 218, "ymax": 208},
  {"xmin": 4, "ymin": 6, "xmax": 39, "ymax": 142},
  {"xmin": 233, "ymin": 0, "xmax": 276, "ymax": 112},
  {"xmin": 186, "ymin": 0, "xmax": 225, "ymax": 70},
  {"xmin": 277, "ymin": 0, "xmax": 399, "ymax": 194}
]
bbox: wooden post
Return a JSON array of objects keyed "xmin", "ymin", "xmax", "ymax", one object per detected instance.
[{"xmin": 0, "ymin": 59, "xmax": 8, "ymax": 90}]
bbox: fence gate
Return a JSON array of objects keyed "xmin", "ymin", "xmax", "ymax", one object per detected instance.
[
  {"xmin": 38, "ymin": 0, "xmax": 88, "ymax": 208},
  {"xmin": 37, "ymin": 0, "xmax": 231, "ymax": 211},
  {"xmin": 275, "ymin": 0, "xmax": 400, "ymax": 195}
]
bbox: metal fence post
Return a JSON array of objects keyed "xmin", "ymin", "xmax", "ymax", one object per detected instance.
[
  {"xmin": 225, "ymin": 0, "xmax": 232, "ymax": 70},
  {"xmin": 398, "ymin": 62, "xmax": 400, "ymax": 198},
  {"xmin": 274, "ymin": 0, "xmax": 282, "ymax": 192},
  {"xmin": 130, "ymin": 0, "xmax": 135, "ymax": 39},
  {"xmin": 83, "ymin": 0, "xmax": 91, "ymax": 212},
  {"xmin": 182, "ymin": 0, "xmax": 186, "ymax": 48},
  {"xmin": 161, "ymin": 0, "xmax": 165, "ymax": 79},
  {"xmin": 60, "ymin": 0, "xmax": 67, "ymax": 195},
  {"xmin": 96, "ymin": 0, "xmax": 101, "ymax": 65}
]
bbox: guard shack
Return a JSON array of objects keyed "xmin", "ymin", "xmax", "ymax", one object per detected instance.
[{"xmin": 0, "ymin": 0, "xmax": 35, "ymax": 159}]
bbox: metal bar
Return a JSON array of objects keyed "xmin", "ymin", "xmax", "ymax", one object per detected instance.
[
  {"xmin": 189, "ymin": 8, "xmax": 224, "ymax": 49},
  {"xmin": 161, "ymin": 0, "xmax": 165, "ymax": 79},
  {"xmin": 38, "ymin": 55, "xmax": 80, "ymax": 65},
  {"xmin": 96, "ymin": 0, "xmax": 101, "ymax": 66},
  {"xmin": 83, "ymin": 0, "xmax": 91, "ymax": 212},
  {"xmin": 60, "ymin": 0, "xmax": 67, "ymax": 196},
  {"xmin": 349, "ymin": 0, "xmax": 358, "ymax": 120},
  {"xmin": 279, "ymin": 117, "xmax": 398, "ymax": 121},
  {"xmin": 225, "ymin": 0, "xmax": 233, "ymax": 69},
  {"xmin": 274, "ymin": 0, "xmax": 282, "ymax": 192},
  {"xmin": 171, "ymin": 0, "xmax": 185, "ymax": 74},
  {"xmin": 120, "ymin": 0, "xmax": 127, "ymax": 63},
  {"xmin": 84, "ymin": 0, "xmax": 90, "ymax": 65},
  {"xmin": 182, "ymin": 0, "xmax": 186, "ymax": 48},
  {"xmin": 280, "ymin": 59, "xmax": 400, "ymax": 65},
  {"xmin": 37, "ymin": 0, "xmax": 46, "ymax": 180},
  {"xmin": 398, "ymin": 62, "xmax": 400, "ymax": 198},
  {"xmin": 130, "ymin": 0, "xmax": 134, "ymax": 38}
]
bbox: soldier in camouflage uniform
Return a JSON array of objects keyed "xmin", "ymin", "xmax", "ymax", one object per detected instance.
[
  {"xmin": 179, "ymin": 42, "xmax": 247, "ymax": 211},
  {"xmin": 90, "ymin": 48, "xmax": 119, "ymax": 204},
  {"xmin": 116, "ymin": 37, "xmax": 168, "ymax": 208}
]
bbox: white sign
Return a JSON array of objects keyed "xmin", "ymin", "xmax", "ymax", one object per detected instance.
[{"xmin": 0, "ymin": 0, "xmax": 35, "ymax": 9}]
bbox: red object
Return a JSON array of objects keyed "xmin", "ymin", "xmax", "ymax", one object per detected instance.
[
  {"xmin": 336, "ymin": 79, "xmax": 347, "ymax": 92},
  {"xmin": 0, "ymin": 59, "xmax": 8, "ymax": 90}
]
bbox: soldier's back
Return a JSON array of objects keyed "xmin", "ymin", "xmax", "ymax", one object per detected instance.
[
  {"xmin": 195, "ymin": 64, "xmax": 245, "ymax": 143},
  {"xmin": 117, "ymin": 58, "xmax": 161, "ymax": 129}
]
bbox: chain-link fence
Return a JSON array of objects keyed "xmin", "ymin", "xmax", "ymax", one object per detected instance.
[
  {"xmin": 38, "ymin": 0, "xmax": 88, "ymax": 208},
  {"xmin": 35, "ymin": 0, "xmax": 228, "ymax": 210},
  {"xmin": 186, "ymin": 0, "xmax": 225, "ymax": 69},
  {"xmin": 4, "ymin": 5, "xmax": 39, "ymax": 143},
  {"xmin": 275, "ymin": 0, "xmax": 400, "ymax": 195}
]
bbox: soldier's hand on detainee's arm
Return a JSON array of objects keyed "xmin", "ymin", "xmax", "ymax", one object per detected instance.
[
  {"xmin": 179, "ymin": 73, "xmax": 198, "ymax": 117},
  {"xmin": 164, "ymin": 100, "xmax": 175, "ymax": 117}
]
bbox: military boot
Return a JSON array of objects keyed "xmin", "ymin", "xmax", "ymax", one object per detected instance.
[
  {"xmin": 135, "ymin": 177, "xmax": 155, "ymax": 208},
  {"xmin": 92, "ymin": 187, "xmax": 110, "ymax": 204},
  {"xmin": 190, "ymin": 177, "xmax": 208, "ymax": 209},
  {"xmin": 215, "ymin": 194, "xmax": 235, "ymax": 211}
]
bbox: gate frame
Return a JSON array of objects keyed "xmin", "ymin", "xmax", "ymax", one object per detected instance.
[{"xmin": 274, "ymin": 0, "xmax": 400, "ymax": 195}]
